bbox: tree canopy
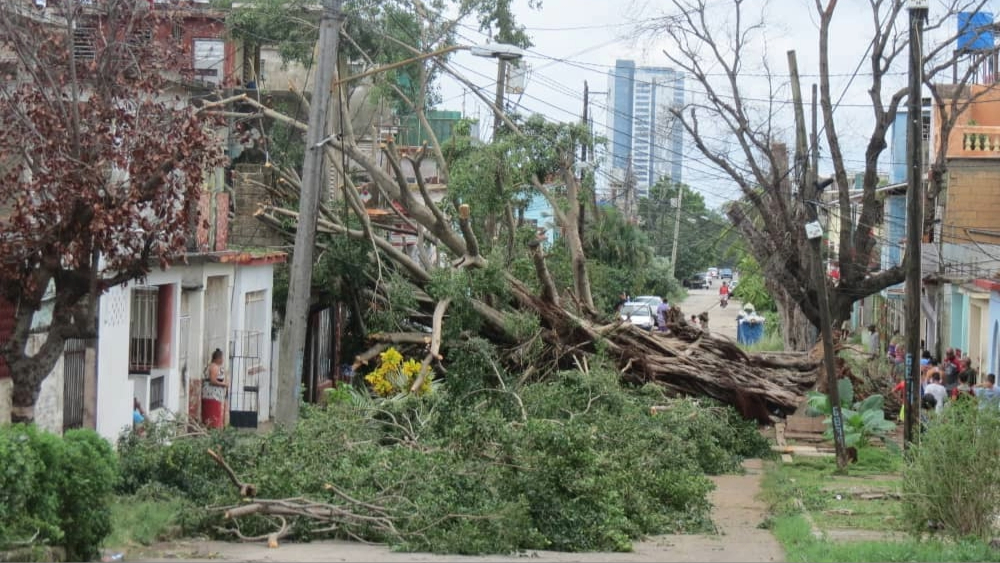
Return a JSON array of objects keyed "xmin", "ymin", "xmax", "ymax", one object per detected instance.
[{"xmin": 0, "ymin": 0, "xmax": 225, "ymax": 420}]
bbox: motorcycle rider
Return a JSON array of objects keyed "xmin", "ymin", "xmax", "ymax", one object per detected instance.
[{"xmin": 719, "ymin": 281, "xmax": 730, "ymax": 308}]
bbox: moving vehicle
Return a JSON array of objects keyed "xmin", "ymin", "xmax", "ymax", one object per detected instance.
[
  {"xmin": 720, "ymin": 268, "xmax": 734, "ymax": 279},
  {"xmin": 720, "ymin": 293, "xmax": 729, "ymax": 308},
  {"xmin": 708, "ymin": 267, "xmax": 719, "ymax": 278},
  {"xmin": 683, "ymin": 272, "xmax": 709, "ymax": 289},
  {"xmin": 619, "ymin": 301, "xmax": 655, "ymax": 330}
]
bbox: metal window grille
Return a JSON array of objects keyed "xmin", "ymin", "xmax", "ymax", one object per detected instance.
[
  {"xmin": 129, "ymin": 288, "xmax": 158, "ymax": 373},
  {"xmin": 149, "ymin": 375, "xmax": 165, "ymax": 410}
]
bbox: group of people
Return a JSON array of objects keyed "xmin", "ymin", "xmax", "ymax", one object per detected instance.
[{"xmin": 890, "ymin": 346, "xmax": 1000, "ymax": 421}]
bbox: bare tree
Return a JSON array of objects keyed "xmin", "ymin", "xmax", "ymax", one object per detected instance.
[{"xmin": 641, "ymin": 0, "xmax": 999, "ymax": 350}]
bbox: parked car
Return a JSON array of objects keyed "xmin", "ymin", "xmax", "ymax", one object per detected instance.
[
  {"xmin": 720, "ymin": 268, "xmax": 734, "ymax": 280},
  {"xmin": 683, "ymin": 272, "xmax": 709, "ymax": 289},
  {"xmin": 619, "ymin": 301, "xmax": 655, "ymax": 330},
  {"xmin": 633, "ymin": 295, "xmax": 663, "ymax": 309}
]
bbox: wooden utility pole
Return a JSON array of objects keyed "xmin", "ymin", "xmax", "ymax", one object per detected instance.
[
  {"xmin": 276, "ymin": 0, "xmax": 344, "ymax": 426},
  {"xmin": 790, "ymin": 50, "xmax": 848, "ymax": 470},
  {"xmin": 904, "ymin": 0, "xmax": 928, "ymax": 447}
]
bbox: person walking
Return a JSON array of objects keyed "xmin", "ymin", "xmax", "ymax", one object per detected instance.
[{"xmin": 201, "ymin": 348, "xmax": 228, "ymax": 429}]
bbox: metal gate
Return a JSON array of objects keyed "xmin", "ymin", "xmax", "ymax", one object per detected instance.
[
  {"xmin": 63, "ymin": 338, "xmax": 88, "ymax": 431},
  {"xmin": 229, "ymin": 330, "xmax": 262, "ymax": 428}
]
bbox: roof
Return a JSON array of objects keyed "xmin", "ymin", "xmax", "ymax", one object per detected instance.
[{"xmin": 186, "ymin": 249, "xmax": 287, "ymax": 266}]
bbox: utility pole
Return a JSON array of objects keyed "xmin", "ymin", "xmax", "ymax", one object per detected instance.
[
  {"xmin": 790, "ymin": 49, "xmax": 848, "ymax": 470},
  {"xmin": 276, "ymin": 0, "xmax": 344, "ymax": 426},
  {"xmin": 904, "ymin": 0, "xmax": 928, "ymax": 447},
  {"xmin": 669, "ymin": 183, "xmax": 683, "ymax": 278},
  {"xmin": 581, "ymin": 81, "xmax": 589, "ymax": 167},
  {"xmin": 493, "ymin": 57, "xmax": 507, "ymax": 140},
  {"xmin": 579, "ymin": 81, "xmax": 588, "ymax": 241},
  {"xmin": 485, "ymin": 56, "xmax": 508, "ymax": 244}
]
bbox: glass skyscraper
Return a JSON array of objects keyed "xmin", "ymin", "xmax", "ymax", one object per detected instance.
[{"xmin": 606, "ymin": 60, "xmax": 685, "ymax": 198}]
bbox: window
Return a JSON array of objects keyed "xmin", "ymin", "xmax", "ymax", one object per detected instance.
[
  {"xmin": 149, "ymin": 375, "xmax": 165, "ymax": 410},
  {"xmin": 129, "ymin": 288, "xmax": 159, "ymax": 373},
  {"xmin": 73, "ymin": 23, "xmax": 96, "ymax": 61}
]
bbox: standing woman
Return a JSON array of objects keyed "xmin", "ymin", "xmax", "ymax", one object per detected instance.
[{"xmin": 201, "ymin": 348, "xmax": 228, "ymax": 429}]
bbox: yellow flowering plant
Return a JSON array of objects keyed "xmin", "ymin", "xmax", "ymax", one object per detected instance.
[{"xmin": 364, "ymin": 347, "xmax": 434, "ymax": 397}]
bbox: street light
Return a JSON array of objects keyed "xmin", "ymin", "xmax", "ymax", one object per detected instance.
[{"xmin": 334, "ymin": 42, "xmax": 524, "ymax": 92}]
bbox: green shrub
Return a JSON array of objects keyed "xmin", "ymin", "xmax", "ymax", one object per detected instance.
[
  {"xmin": 806, "ymin": 378, "xmax": 897, "ymax": 449},
  {"xmin": 902, "ymin": 400, "xmax": 1000, "ymax": 539},
  {"xmin": 0, "ymin": 425, "xmax": 118, "ymax": 561},
  {"xmin": 118, "ymin": 366, "xmax": 770, "ymax": 554}
]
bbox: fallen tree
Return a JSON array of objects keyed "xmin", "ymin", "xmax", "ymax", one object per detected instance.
[{"xmin": 225, "ymin": 70, "xmax": 820, "ymax": 420}]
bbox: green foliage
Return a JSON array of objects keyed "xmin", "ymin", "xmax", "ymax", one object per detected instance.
[
  {"xmin": 770, "ymin": 515, "xmax": 1000, "ymax": 562},
  {"xmin": 118, "ymin": 363, "xmax": 770, "ymax": 554},
  {"xmin": 731, "ymin": 253, "xmax": 776, "ymax": 312},
  {"xmin": 116, "ymin": 421, "xmax": 249, "ymax": 502},
  {"xmin": 106, "ymin": 493, "xmax": 188, "ymax": 548},
  {"xmin": 637, "ymin": 179, "xmax": 734, "ymax": 280},
  {"xmin": 902, "ymin": 400, "xmax": 1000, "ymax": 540},
  {"xmin": 805, "ymin": 379, "xmax": 897, "ymax": 449},
  {"xmin": 0, "ymin": 425, "xmax": 118, "ymax": 561},
  {"xmin": 365, "ymin": 272, "xmax": 421, "ymax": 333}
]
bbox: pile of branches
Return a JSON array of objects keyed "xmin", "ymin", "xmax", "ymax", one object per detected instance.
[{"xmin": 207, "ymin": 449, "xmax": 400, "ymax": 547}]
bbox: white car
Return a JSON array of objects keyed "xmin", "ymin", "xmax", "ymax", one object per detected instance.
[
  {"xmin": 633, "ymin": 295, "xmax": 663, "ymax": 309},
  {"xmin": 620, "ymin": 301, "xmax": 656, "ymax": 330}
]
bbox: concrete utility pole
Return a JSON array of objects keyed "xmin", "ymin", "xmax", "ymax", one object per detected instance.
[
  {"xmin": 276, "ymin": 0, "xmax": 344, "ymax": 426},
  {"xmin": 493, "ymin": 56, "xmax": 507, "ymax": 139},
  {"xmin": 789, "ymin": 49, "xmax": 848, "ymax": 470},
  {"xmin": 669, "ymin": 183, "xmax": 683, "ymax": 278},
  {"xmin": 904, "ymin": 0, "xmax": 928, "ymax": 447}
]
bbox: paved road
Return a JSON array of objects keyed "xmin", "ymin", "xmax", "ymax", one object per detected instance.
[{"xmin": 677, "ymin": 286, "xmax": 742, "ymax": 341}]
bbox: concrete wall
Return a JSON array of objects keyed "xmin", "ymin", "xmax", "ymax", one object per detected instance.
[
  {"xmin": 229, "ymin": 165, "xmax": 286, "ymax": 249},
  {"xmin": 952, "ymin": 289, "xmax": 969, "ymax": 353},
  {"xmin": 232, "ymin": 263, "xmax": 274, "ymax": 421},
  {"xmin": 989, "ymin": 292, "xmax": 1000, "ymax": 376},
  {"xmin": 943, "ymin": 160, "xmax": 1000, "ymax": 245},
  {"xmin": 28, "ymin": 334, "xmax": 64, "ymax": 434},
  {"xmin": 96, "ymin": 284, "xmax": 133, "ymax": 440},
  {"xmin": 0, "ymin": 377, "xmax": 9, "ymax": 424}
]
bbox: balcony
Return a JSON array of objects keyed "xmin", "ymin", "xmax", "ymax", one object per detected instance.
[{"xmin": 950, "ymin": 125, "xmax": 1000, "ymax": 158}]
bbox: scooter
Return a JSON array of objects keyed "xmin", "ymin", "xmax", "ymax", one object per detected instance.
[{"xmin": 720, "ymin": 294, "xmax": 729, "ymax": 308}]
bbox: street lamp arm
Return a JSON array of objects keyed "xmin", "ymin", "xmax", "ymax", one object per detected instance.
[{"xmin": 333, "ymin": 44, "xmax": 471, "ymax": 87}]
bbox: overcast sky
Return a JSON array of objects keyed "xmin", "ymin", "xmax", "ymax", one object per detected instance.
[{"xmin": 435, "ymin": 0, "xmax": 996, "ymax": 209}]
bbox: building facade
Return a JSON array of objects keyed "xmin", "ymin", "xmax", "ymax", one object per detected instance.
[{"xmin": 605, "ymin": 60, "xmax": 685, "ymax": 200}]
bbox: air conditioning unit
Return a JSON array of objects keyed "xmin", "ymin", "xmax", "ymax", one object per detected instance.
[{"xmin": 908, "ymin": 0, "xmax": 928, "ymax": 9}]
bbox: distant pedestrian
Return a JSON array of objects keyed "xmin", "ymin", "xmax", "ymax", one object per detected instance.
[
  {"xmin": 698, "ymin": 311, "xmax": 710, "ymax": 334},
  {"xmin": 201, "ymin": 348, "xmax": 228, "ymax": 429},
  {"xmin": 866, "ymin": 325, "xmax": 880, "ymax": 358}
]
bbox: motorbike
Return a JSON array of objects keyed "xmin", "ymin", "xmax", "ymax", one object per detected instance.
[{"xmin": 720, "ymin": 294, "xmax": 729, "ymax": 308}]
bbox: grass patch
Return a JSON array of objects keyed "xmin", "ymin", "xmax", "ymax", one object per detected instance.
[
  {"xmin": 741, "ymin": 330, "xmax": 785, "ymax": 352},
  {"xmin": 771, "ymin": 515, "xmax": 1000, "ymax": 562},
  {"xmin": 104, "ymin": 496, "xmax": 186, "ymax": 549},
  {"xmin": 762, "ymin": 447, "xmax": 1000, "ymax": 562}
]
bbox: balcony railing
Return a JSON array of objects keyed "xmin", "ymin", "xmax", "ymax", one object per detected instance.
[{"xmin": 954, "ymin": 125, "xmax": 1000, "ymax": 157}]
